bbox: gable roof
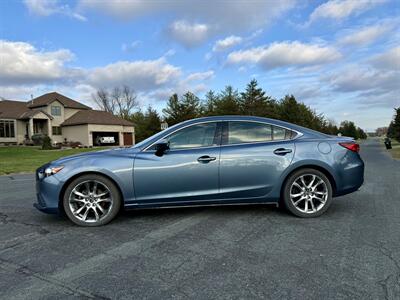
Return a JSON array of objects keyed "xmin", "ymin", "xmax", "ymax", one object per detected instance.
[
  {"xmin": 0, "ymin": 100, "xmax": 31, "ymax": 119},
  {"xmin": 61, "ymin": 110, "xmax": 134, "ymax": 127},
  {"xmin": 27, "ymin": 92, "xmax": 91, "ymax": 110}
]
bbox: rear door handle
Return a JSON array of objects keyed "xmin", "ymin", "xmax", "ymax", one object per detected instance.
[
  {"xmin": 273, "ymin": 148, "xmax": 292, "ymax": 156},
  {"xmin": 197, "ymin": 155, "xmax": 217, "ymax": 163}
]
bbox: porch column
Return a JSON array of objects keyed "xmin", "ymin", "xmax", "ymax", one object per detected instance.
[
  {"xmin": 28, "ymin": 118, "xmax": 34, "ymax": 138},
  {"xmin": 47, "ymin": 119, "xmax": 51, "ymax": 137}
]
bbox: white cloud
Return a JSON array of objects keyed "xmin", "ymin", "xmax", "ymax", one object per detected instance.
[
  {"xmin": 368, "ymin": 46, "xmax": 400, "ymax": 71},
  {"xmin": 167, "ymin": 20, "xmax": 210, "ymax": 48},
  {"xmin": 79, "ymin": 0, "xmax": 295, "ymax": 46},
  {"xmin": 121, "ymin": 40, "xmax": 142, "ymax": 52},
  {"xmin": 227, "ymin": 41, "xmax": 341, "ymax": 70},
  {"xmin": 339, "ymin": 25, "xmax": 392, "ymax": 46},
  {"xmin": 185, "ymin": 70, "xmax": 214, "ymax": 82},
  {"xmin": 212, "ymin": 35, "xmax": 243, "ymax": 52},
  {"xmin": 309, "ymin": 0, "xmax": 386, "ymax": 23},
  {"xmin": 0, "ymin": 40, "xmax": 76, "ymax": 85},
  {"xmin": 24, "ymin": 0, "xmax": 86, "ymax": 21},
  {"xmin": 327, "ymin": 67, "xmax": 399, "ymax": 93},
  {"xmin": 88, "ymin": 58, "xmax": 182, "ymax": 90}
]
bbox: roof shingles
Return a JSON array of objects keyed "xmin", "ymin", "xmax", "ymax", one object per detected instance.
[
  {"xmin": 27, "ymin": 92, "xmax": 91, "ymax": 110},
  {"xmin": 61, "ymin": 110, "xmax": 133, "ymax": 126}
]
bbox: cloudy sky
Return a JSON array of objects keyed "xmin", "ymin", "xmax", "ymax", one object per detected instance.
[{"xmin": 1, "ymin": 0, "xmax": 399, "ymax": 130}]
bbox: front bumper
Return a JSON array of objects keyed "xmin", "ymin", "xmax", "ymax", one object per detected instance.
[{"xmin": 33, "ymin": 167, "xmax": 62, "ymax": 214}]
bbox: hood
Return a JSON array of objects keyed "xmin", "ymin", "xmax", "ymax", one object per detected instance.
[{"xmin": 51, "ymin": 147, "xmax": 140, "ymax": 165}]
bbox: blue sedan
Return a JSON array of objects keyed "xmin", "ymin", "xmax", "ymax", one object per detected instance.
[{"xmin": 34, "ymin": 116, "xmax": 364, "ymax": 226}]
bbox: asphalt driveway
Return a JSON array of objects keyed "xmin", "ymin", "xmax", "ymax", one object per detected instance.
[{"xmin": 0, "ymin": 139, "xmax": 399, "ymax": 299}]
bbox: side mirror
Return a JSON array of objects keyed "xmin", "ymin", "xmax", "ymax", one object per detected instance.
[{"xmin": 155, "ymin": 140, "xmax": 170, "ymax": 157}]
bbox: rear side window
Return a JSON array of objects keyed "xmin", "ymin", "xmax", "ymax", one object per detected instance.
[
  {"xmin": 228, "ymin": 122, "xmax": 272, "ymax": 144},
  {"xmin": 227, "ymin": 122, "xmax": 297, "ymax": 144},
  {"xmin": 272, "ymin": 126, "xmax": 294, "ymax": 140}
]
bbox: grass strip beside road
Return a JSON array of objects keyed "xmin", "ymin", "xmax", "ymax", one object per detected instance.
[
  {"xmin": 0, "ymin": 146, "xmax": 106, "ymax": 175},
  {"xmin": 388, "ymin": 140, "xmax": 400, "ymax": 159},
  {"xmin": 380, "ymin": 138, "xmax": 400, "ymax": 160}
]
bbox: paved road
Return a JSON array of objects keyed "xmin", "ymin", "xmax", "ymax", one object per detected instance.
[{"xmin": 0, "ymin": 139, "xmax": 399, "ymax": 299}]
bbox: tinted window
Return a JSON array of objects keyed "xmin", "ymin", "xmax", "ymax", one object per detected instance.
[
  {"xmin": 167, "ymin": 123, "xmax": 217, "ymax": 150},
  {"xmin": 228, "ymin": 122, "xmax": 272, "ymax": 144},
  {"xmin": 273, "ymin": 126, "xmax": 294, "ymax": 140}
]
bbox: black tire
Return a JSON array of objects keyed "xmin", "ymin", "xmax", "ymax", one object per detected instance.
[
  {"xmin": 63, "ymin": 174, "xmax": 121, "ymax": 226},
  {"xmin": 282, "ymin": 168, "xmax": 333, "ymax": 218}
]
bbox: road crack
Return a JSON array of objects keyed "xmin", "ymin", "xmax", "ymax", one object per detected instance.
[
  {"xmin": 0, "ymin": 212, "xmax": 50, "ymax": 235},
  {"xmin": 0, "ymin": 257, "xmax": 110, "ymax": 299}
]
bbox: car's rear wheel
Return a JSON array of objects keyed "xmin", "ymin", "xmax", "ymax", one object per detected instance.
[
  {"xmin": 63, "ymin": 174, "xmax": 121, "ymax": 226},
  {"xmin": 282, "ymin": 168, "xmax": 332, "ymax": 218}
]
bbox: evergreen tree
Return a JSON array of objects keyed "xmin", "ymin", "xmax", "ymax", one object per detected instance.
[
  {"xmin": 162, "ymin": 92, "xmax": 201, "ymax": 125},
  {"xmin": 239, "ymin": 79, "xmax": 277, "ymax": 118},
  {"xmin": 391, "ymin": 107, "xmax": 400, "ymax": 142},
  {"xmin": 387, "ymin": 121, "xmax": 395, "ymax": 138},
  {"xmin": 213, "ymin": 86, "xmax": 241, "ymax": 115},
  {"xmin": 202, "ymin": 90, "xmax": 219, "ymax": 116},
  {"xmin": 130, "ymin": 106, "xmax": 161, "ymax": 142},
  {"xmin": 339, "ymin": 121, "xmax": 359, "ymax": 139}
]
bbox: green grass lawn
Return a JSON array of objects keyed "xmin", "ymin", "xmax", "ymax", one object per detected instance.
[
  {"xmin": 0, "ymin": 146, "xmax": 106, "ymax": 175},
  {"xmin": 387, "ymin": 140, "xmax": 400, "ymax": 160}
]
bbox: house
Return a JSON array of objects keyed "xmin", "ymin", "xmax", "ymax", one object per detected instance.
[{"xmin": 0, "ymin": 92, "xmax": 135, "ymax": 146}]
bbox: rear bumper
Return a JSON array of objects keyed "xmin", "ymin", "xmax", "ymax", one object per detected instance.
[{"xmin": 334, "ymin": 156, "xmax": 364, "ymax": 197}]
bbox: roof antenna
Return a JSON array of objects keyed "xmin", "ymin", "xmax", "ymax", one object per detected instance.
[{"xmin": 30, "ymin": 94, "xmax": 34, "ymax": 105}]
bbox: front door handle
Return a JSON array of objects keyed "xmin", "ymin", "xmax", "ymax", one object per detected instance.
[
  {"xmin": 273, "ymin": 148, "xmax": 292, "ymax": 156},
  {"xmin": 197, "ymin": 155, "xmax": 217, "ymax": 163}
]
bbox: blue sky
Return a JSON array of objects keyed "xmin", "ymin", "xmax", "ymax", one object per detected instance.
[{"xmin": 0, "ymin": 0, "xmax": 399, "ymax": 130}]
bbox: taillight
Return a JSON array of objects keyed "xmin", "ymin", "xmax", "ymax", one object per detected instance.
[{"xmin": 339, "ymin": 142, "xmax": 360, "ymax": 153}]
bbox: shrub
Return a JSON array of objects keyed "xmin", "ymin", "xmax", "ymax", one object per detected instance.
[
  {"xmin": 42, "ymin": 135, "xmax": 53, "ymax": 150},
  {"xmin": 31, "ymin": 133, "xmax": 45, "ymax": 146}
]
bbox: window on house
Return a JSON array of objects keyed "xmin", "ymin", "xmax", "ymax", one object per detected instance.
[
  {"xmin": 51, "ymin": 106, "xmax": 61, "ymax": 116},
  {"xmin": 0, "ymin": 120, "xmax": 15, "ymax": 138},
  {"xmin": 52, "ymin": 126, "xmax": 62, "ymax": 135}
]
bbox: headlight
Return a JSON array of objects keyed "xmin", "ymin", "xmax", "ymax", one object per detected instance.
[{"xmin": 44, "ymin": 166, "xmax": 64, "ymax": 177}]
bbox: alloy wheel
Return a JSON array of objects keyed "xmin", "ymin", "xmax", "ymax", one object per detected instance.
[
  {"xmin": 68, "ymin": 180, "xmax": 113, "ymax": 223},
  {"xmin": 289, "ymin": 174, "xmax": 329, "ymax": 214}
]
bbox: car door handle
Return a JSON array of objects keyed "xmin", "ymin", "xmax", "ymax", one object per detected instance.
[
  {"xmin": 197, "ymin": 155, "xmax": 217, "ymax": 163},
  {"xmin": 273, "ymin": 148, "xmax": 292, "ymax": 156}
]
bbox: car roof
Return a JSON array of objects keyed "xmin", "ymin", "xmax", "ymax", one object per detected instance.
[{"xmin": 178, "ymin": 115, "xmax": 327, "ymax": 138}]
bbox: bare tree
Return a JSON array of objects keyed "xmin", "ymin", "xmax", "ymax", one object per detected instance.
[
  {"xmin": 92, "ymin": 85, "xmax": 138, "ymax": 118},
  {"xmin": 92, "ymin": 88, "xmax": 115, "ymax": 113}
]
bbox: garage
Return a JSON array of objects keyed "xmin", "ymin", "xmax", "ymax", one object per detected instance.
[
  {"xmin": 92, "ymin": 131, "xmax": 119, "ymax": 146},
  {"xmin": 123, "ymin": 132, "xmax": 133, "ymax": 145}
]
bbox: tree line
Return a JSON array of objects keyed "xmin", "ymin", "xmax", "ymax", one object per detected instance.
[
  {"xmin": 93, "ymin": 80, "xmax": 367, "ymax": 143},
  {"xmin": 387, "ymin": 107, "xmax": 400, "ymax": 142}
]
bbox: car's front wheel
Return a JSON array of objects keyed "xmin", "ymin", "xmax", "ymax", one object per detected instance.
[
  {"xmin": 63, "ymin": 174, "xmax": 121, "ymax": 226},
  {"xmin": 282, "ymin": 168, "xmax": 333, "ymax": 218}
]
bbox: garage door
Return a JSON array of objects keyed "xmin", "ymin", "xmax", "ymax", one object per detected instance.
[
  {"xmin": 92, "ymin": 132, "xmax": 119, "ymax": 146},
  {"xmin": 123, "ymin": 132, "xmax": 133, "ymax": 146}
]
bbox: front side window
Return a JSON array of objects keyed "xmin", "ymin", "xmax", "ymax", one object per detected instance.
[
  {"xmin": 228, "ymin": 122, "xmax": 272, "ymax": 144},
  {"xmin": 0, "ymin": 120, "xmax": 15, "ymax": 138},
  {"xmin": 51, "ymin": 106, "xmax": 61, "ymax": 116},
  {"xmin": 166, "ymin": 122, "xmax": 218, "ymax": 150}
]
